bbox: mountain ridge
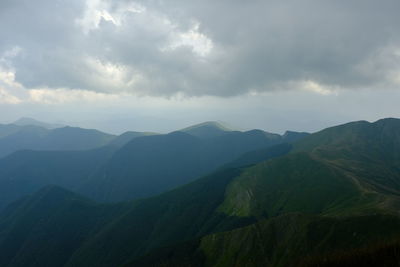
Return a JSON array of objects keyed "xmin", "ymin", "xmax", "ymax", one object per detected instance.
[{"xmin": 13, "ymin": 117, "xmax": 65, "ymax": 129}]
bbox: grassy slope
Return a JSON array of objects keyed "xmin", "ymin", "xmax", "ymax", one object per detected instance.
[
  {"xmin": 218, "ymin": 153, "xmax": 364, "ymax": 218},
  {"xmin": 134, "ymin": 213, "xmax": 400, "ymax": 267},
  {"xmin": 66, "ymin": 168, "xmax": 253, "ymax": 267},
  {"xmin": 299, "ymin": 238, "xmax": 400, "ymax": 267},
  {"xmin": 129, "ymin": 118, "xmax": 400, "ymax": 266}
]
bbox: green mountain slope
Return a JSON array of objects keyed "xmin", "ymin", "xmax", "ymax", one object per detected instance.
[
  {"xmin": 199, "ymin": 213, "xmax": 400, "ymax": 267},
  {"xmin": 218, "ymin": 152, "xmax": 364, "ymax": 218},
  {"xmin": 131, "ymin": 213, "xmax": 400, "ymax": 267},
  {"xmin": 293, "ymin": 118, "xmax": 400, "ymax": 195},
  {"xmin": 213, "ymin": 118, "xmax": 400, "ymax": 221},
  {"xmin": 127, "ymin": 118, "xmax": 400, "ymax": 266}
]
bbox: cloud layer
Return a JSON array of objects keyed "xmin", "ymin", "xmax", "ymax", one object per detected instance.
[{"xmin": 1, "ymin": 0, "xmax": 400, "ymax": 97}]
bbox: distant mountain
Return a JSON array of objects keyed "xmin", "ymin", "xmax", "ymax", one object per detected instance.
[
  {"xmin": 179, "ymin": 121, "xmax": 232, "ymax": 138},
  {"xmin": 1, "ymin": 119, "xmax": 400, "ymax": 266},
  {"xmin": 0, "ymin": 145, "xmax": 116, "ymax": 211},
  {"xmin": 13, "ymin": 117, "xmax": 64, "ymax": 129},
  {"xmin": 0, "ymin": 124, "xmax": 27, "ymax": 138},
  {"xmin": 109, "ymin": 131, "xmax": 159, "ymax": 147},
  {"xmin": 0, "ymin": 125, "xmax": 115, "ymax": 158},
  {"xmin": 80, "ymin": 129, "xmax": 303, "ymax": 202},
  {"xmin": 0, "ymin": 125, "xmax": 306, "ymax": 209},
  {"xmin": 39, "ymin": 126, "xmax": 115, "ymax": 151}
]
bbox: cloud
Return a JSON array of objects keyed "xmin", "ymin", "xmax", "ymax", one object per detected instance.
[
  {"xmin": 1, "ymin": 0, "xmax": 400, "ymax": 97},
  {"xmin": 0, "ymin": 87, "xmax": 21, "ymax": 104}
]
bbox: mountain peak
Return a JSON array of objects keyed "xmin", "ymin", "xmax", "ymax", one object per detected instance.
[
  {"xmin": 13, "ymin": 117, "xmax": 64, "ymax": 129},
  {"xmin": 179, "ymin": 121, "xmax": 233, "ymax": 138}
]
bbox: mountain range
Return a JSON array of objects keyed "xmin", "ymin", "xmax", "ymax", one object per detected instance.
[
  {"xmin": 0, "ymin": 118, "xmax": 399, "ymax": 266},
  {"xmin": 0, "ymin": 120, "xmax": 306, "ymax": 210}
]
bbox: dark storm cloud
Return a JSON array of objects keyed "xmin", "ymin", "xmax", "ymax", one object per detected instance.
[{"xmin": 1, "ymin": 0, "xmax": 400, "ymax": 96}]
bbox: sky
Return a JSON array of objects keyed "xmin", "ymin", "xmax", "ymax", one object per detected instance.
[{"xmin": 0, "ymin": 0, "xmax": 400, "ymax": 134}]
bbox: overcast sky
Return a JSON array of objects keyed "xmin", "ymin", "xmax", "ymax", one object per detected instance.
[{"xmin": 0, "ymin": 0, "xmax": 399, "ymax": 134}]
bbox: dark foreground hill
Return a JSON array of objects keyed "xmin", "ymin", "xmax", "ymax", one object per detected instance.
[{"xmin": 1, "ymin": 118, "xmax": 400, "ymax": 266}]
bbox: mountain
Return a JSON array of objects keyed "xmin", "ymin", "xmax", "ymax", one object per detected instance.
[
  {"xmin": 13, "ymin": 117, "xmax": 64, "ymax": 129},
  {"xmin": 130, "ymin": 213, "xmax": 400, "ymax": 267},
  {"xmin": 0, "ymin": 145, "xmax": 116, "ymax": 211},
  {"xmin": 0, "ymin": 168, "xmax": 248, "ymax": 267},
  {"xmin": 0, "ymin": 125, "xmax": 49, "ymax": 158},
  {"xmin": 179, "ymin": 121, "xmax": 232, "ymax": 139},
  {"xmin": 0, "ymin": 123, "xmax": 305, "ymax": 209},
  {"xmin": 0, "ymin": 139, "xmax": 294, "ymax": 267},
  {"xmin": 2, "ymin": 119, "xmax": 400, "ymax": 266},
  {"xmin": 80, "ymin": 129, "xmax": 302, "ymax": 202},
  {"xmin": 0, "ymin": 186, "xmax": 124, "ymax": 267},
  {"xmin": 292, "ymin": 118, "xmax": 400, "ymax": 195},
  {"xmin": 0, "ymin": 124, "xmax": 29, "ymax": 138},
  {"xmin": 109, "ymin": 131, "xmax": 159, "ymax": 147},
  {"xmin": 0, "ymin": 125, "xmax": 115, "ymax": 158},
  {"xmin": 38, "ymin": 126, "xmax": 115, "ymax": 151},
  {"xmin": 126, "ymin": 118, "xmax": 400, "ymax": 266},
  {"xmin": 282, "ymin": 130, "xmax": 310, "ymax": 142}
]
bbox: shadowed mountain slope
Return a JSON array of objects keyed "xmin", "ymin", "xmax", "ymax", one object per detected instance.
[
  {"xmin": 0, "ymin": 186, "xmax": 125, "ymax": 267},
  {"xmin": 0, "ymin": 145, "xmax": 116, "ymax": 211},
  {"xmin": 81, "ymin": 129, "xmax": 302, "ymax": 202},
  {"xmin": 0, "ymin": 139, "xmax": 294, "ymax": 267},
  {"xmin": 0, "ymin": 123, "xmax": 305, "ymax": 209},
  {"xmin": 109, "ymin": 131, "xmax": 158, "ymax": 147}
]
